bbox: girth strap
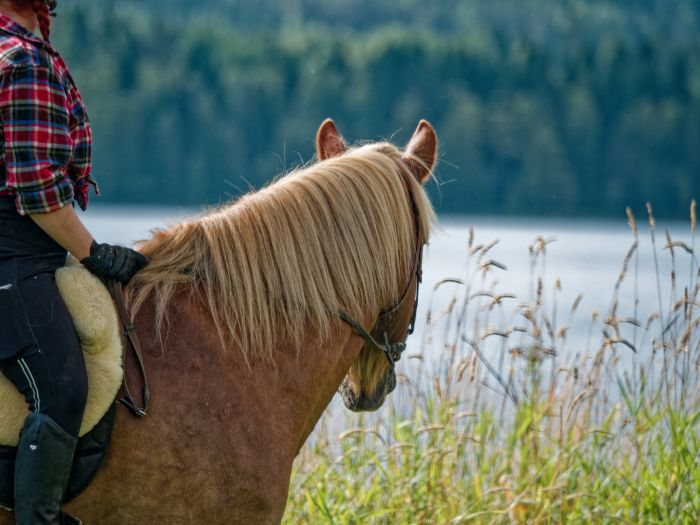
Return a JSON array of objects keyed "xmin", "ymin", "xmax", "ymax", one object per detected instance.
[{"xmin": 108, "ymin": 281, "xmax": 149, "ymax": 417}]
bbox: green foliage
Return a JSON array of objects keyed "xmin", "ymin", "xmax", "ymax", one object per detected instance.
[
  {"xmin": 53, "ymin": 1, "xmax": 699, "ymax": 216},
  {"xmin": 284, "ymin": 206, "xmax": 700, "ymax": 523}
]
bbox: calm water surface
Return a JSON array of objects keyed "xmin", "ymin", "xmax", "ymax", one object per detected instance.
[
  {"xmin": 82, "ymin": 206, "xmax": 694, "ymax": 359},
  {"xmin": 81, "ymin": 205, "xmax": 696, "ymax": 433}
]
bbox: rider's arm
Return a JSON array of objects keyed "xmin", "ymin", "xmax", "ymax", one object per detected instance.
[
  {"xmin": 0, "ymin": 60, "xmax": 146, "ymax": 283},
  {"xmin": 29, "ymin": 205, "xmax": 94, "ymax": 260},
  {"xmin": 31, "ymin": 204, "xmax": 147, "ymax": 283}
]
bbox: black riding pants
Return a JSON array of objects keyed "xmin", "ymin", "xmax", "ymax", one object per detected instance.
[
  {"xmin": 0, "ymin": 266, "xmax": 88, "ymax": 438},
  {"xmin": 0, "ymin": 196, "xmax": 88, "ymax": 438}
]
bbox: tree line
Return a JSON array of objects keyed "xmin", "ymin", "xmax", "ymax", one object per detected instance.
[{"xmin": 53, "ymin": 1, "xmax": 700, "ymax": 217}]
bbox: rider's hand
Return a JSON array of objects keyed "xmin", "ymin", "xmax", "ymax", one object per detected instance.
[{"xmin": 81, "ymin": 240, "xmax": 148, "ymax": 284}]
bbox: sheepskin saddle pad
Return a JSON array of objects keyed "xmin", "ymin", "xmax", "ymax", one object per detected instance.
[
  {"xmin": 0, "ymin": 264, "xmax": 123, "ymax": 447},
  {"xmin": 0, "ymin": 264, "xmax": 123, "ymax": 511}
]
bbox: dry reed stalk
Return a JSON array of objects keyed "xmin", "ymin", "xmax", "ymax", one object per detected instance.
[
  {"xmin": 617, "ymin": 317, "xmax": 640, "ymax": 327},
  {"xmin": 557, "ymin": 325, "xmax": 569, "ymax": 341},
  {"xmin": 612, "ymin": 242, "xmax": 637, "ymax": 293},
  {"xmin": 544, "ymin": 317, "xmax": 555, "ymax": 339},
  {"xmin": 646, "ymin": 202, "xmax": 656, "ymax": 231},
  {"xmin": 626, "ymin": 207, "xmax": 640, "ymax": 348},
  {"xmin": 550, "ymin": 280, "xmax": 560, "ymax": 384},
  {"xmin": 494, "ymin": 292, "xmax": 517, "ymax": 303},
  {"xmin": 690, "ymin": 201, "xmax": 698, "ymax": 362},
  {"xmin": 433, "ymin": 278, "xmax": 466, "ymax": 289},
  {"xmin": 626, "ymin": 207, "xmax": 637, "ymax": 237},
  {"xmin": 666, "ymin": 230, "xmax": 679, "ymax": 346},
  {"xmin": 465, "ymin": 336, "xmax": 518, "ymax": 404},
  {"xmin": 469, "ymin": 354, "xmax": 478, "ymax": 384},
  {"xmin": 673, "ymin": 295, "xmax": 689, "ymax": 314},
  {"xmin": 456, "ymin": 358, "xmax": 470, "ymax": 383},
  {"xmin": 479, "ymin": 239, "xmax": 499, "ymax": 257},
  {"xmin": 570, "ymin": 293, "xmax": 583, "ymax": 317},
  {"xmin": 434, "ymin": 376, "xmax": 443, "ymax": 399},
  {"xmin": 647, "ymin": 203, "xmax": 666, "ymax": 341},
  {"xmin": 531, "ymin": 235, "xmax": 557, "ymax": 257},
  {"xmin": 664, "ymin": 240, "xmax": 694, "ymax": 254},
  {"xmin": 605, "ymin": 299, "xmax": 622, "ymax": 339},
  {"xmin": 680, "ymin": 315, "xmax": 700, "ymax": 351},
  {"xmin": 480, "ymin": 327, "xmax": 512, "ymax": 339}
]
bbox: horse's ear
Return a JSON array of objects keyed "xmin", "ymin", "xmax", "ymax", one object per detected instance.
[
  {"xmin": 402, "ymin": 120, "xmax": 438, "ymax": 184},
  {"xmin": 316, "ymin": 119, "xmax": 348, "ymax": 160}
]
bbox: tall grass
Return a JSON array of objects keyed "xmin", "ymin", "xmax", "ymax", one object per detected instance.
[{"xmin": 284, "ymin": 202, "xmax": 700, "ymax": 524}]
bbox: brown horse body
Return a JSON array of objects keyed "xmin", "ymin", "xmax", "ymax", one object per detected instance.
[
  {"xmin": 0, "ymin": 119, "xmax": 437, "ymax": 524},
  {"xmin": 71, "ymin": 295, "xmax": 374, "ymax": 524}
]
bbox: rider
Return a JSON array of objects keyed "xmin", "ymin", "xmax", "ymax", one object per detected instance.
[{"xmin": 0, "ymin": 1, "xmax": 146, "ymax": 523}]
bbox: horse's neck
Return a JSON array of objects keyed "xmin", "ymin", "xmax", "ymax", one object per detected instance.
[
  {"xmin": 133, "ymin": 290, "xmax": 366, "ymax": 455},
  {"xmin": 283, "ymin": 323, "xmax": 367, "ymax": 451}
]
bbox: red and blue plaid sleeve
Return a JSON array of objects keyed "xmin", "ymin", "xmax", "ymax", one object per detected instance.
[{"xmin": 0, "ymin": 62, "xmax": 74, "ymax": 215}]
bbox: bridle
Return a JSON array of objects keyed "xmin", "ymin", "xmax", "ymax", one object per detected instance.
[{"xmin": 337, "ymin": 170, "xmax": 425, "ymax": 368}]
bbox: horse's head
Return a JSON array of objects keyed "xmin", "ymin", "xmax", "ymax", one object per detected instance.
[{"xmin": 316, "ymin": 119, "xmax": 438, "ymax": 412}]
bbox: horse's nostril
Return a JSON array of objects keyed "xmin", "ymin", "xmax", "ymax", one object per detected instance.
[
  {"xmin": 339, "ymin": 368, "xmax": 397, "ymax": 412},
  {"xmin": 386, "ymin": 369, "xmax": 397, "ymax": 394}
]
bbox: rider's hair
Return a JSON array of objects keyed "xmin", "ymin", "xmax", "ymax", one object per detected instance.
[
  {"xmin": 32, "ymin": 0, "xmax": 51, "ymax": 41},
  {"xmin": 6, "ymin": 0, "xmax": 52, "ymax": 41}
]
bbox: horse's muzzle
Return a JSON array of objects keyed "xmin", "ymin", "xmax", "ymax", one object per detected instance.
[{"xmin": 339, "ymin": 368, "xmax": 397, "ymax": 412}]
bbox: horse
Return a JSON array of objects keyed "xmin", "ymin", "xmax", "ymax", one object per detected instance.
[{"xmin": 0, "ymin": 119, "xmax": 437, "ymax": 524}]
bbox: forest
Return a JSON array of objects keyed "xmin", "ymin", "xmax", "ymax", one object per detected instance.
[{"xmin": 53, "ymin": 0, "xmax": 700, "ymax": 217}]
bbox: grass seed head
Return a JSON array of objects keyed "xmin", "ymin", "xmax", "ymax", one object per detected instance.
[
  {"xmin": 626, "ymin": 207, "xmax": 637, "ymax": 236},
  {"xmin": 646, "ymin": 202, "xmax": 656, "ymax": 230},
  {"xmin": 691, "ymin": 199, "xmax": 697, "ymax": 233}
]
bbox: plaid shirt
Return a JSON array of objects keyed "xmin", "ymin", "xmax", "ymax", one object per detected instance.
[{"xmin": 0, "ymin": 14, "xmax": 97, "ymax": 215}]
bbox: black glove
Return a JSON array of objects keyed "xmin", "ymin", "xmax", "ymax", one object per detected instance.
[{"xmin": 81, "ymin": 240, "xmax": 148, "ymax": 284}]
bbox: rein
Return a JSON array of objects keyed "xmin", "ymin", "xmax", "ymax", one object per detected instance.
[
  {"xmin": 338, "ymin": 170, "xmax": 425, "ymax": 367},
  {"xmin": 108, "ymin": 281, "xmax": 150, "ymax": 417}
]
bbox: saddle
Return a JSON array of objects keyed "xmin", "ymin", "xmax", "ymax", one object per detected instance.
[{"xmin": 0, "ymin": 264, "xmax": 124, "ymax": 510}]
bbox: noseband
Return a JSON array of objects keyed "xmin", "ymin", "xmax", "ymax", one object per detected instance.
[{"xmin": 338, "ymin": 171, "xmax": 425, "ymax": 368}]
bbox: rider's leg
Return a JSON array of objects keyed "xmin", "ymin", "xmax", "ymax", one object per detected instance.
[{"xmin": 0, "ymin": 269, "xmax": 88, "ymax": 524}]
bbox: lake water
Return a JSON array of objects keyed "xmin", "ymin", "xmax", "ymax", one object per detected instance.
[
  {"xmin": 81, "ymin": 205, "xmax": 696, "ymax": 360},
  {"xmin": 424, "ymin": 216, "xmax": 694, "ymax": 351},
  {"xmin": 80, "ymin": 206, "xmax": 697, "ymax": 429}
]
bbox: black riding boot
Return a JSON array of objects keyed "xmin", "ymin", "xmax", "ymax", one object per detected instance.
[{"xmin": 13, "ymin": 413, "xmax": 78, "ymax": 525}]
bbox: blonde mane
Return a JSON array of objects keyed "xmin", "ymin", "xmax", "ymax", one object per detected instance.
[{"xmin": 126, "ymin": 143, "xmax": 435, "ymax": 362}]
